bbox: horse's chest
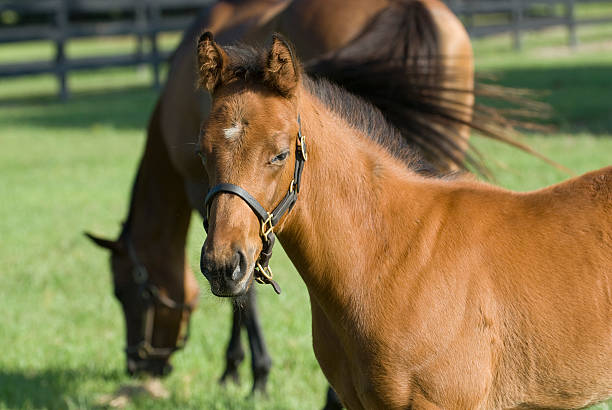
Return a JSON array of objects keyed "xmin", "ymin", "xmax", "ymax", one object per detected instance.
[{"xmin": 311, "ymin": 306, "xmax": 411, "ymax": 408}]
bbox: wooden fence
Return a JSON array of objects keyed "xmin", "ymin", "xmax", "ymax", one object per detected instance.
[
  {"xmin": 1, "ymin": 0, "xmax": 611, "ymax": 99},
  {"xmin": 447, "ymin": 0, "xmax": 612, "ymax": 50},
  {"xmin": 0, "ymin": 0, "xmax": 213, "ymax": 99}
]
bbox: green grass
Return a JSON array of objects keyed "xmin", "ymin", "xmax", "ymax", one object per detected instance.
[{"xmin": 1, "ymin": 19, "xmax": 612, "ymax": 410}]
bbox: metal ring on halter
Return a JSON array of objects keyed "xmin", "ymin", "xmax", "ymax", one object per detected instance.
[
  {"xmin": 261, "ymin": 213, "xmax": 274, "ymax": 238},
  {"xmin": 255, "ymin": 262, "xmax": 274, "ymax": 282}
]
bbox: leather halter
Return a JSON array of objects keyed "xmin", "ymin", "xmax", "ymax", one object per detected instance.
[
  {"xmin": 203, "ymin": 115, "xmax": 307, "ymax": 295},
  {"xmin": 121, "ymin": 228, "xmax": 195, "ymax": 361}
]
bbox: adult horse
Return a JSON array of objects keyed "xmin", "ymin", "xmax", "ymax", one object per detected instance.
[
  {"xmin": 86, "ymin": 0, "xmax": 528, "ymax": 400},
  {"xmin": 197, "ymin": 33, "xmax": 612, "ymax": 410}
]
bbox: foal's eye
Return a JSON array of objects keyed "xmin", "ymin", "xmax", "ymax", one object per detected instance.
[{"xmin": 270, "ymin": 150, "xmax": 289, "ymax": 165}]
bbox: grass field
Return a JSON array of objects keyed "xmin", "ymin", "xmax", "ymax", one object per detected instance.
[{"xmin": 1, "ymin": 18, "xmax": 612, "ymax": 410}]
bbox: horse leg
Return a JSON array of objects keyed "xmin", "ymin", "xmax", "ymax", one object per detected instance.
[
  {"xmin": 219, "ymin": 303, "xmax": 245, "ymax": 385},
  {"xmin": 242, "ymin": 287, "xmax": 272, "ymax": 394},
  {"xmin": 323, "ymin": 386, "xmax": 344, "ymax": 410}
]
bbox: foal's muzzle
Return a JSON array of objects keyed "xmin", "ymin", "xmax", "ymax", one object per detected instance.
[{"xmin": 200, "ymin": 247, "xmax": 252, "ymax": 297}]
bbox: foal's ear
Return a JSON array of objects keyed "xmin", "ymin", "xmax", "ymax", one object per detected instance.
[
  {"xmin": 264, "ymin": 33, "xmax": 301, "ymax": 97},
  {"xmin": 85, "ymin": 232, "xmax": 122, "ymax": 253},
  {"xmin": 197, "ymin": 31, "xmax": 228, "ymax": 92}
]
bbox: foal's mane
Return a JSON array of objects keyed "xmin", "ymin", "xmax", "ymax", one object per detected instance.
[
  {"xmin": 220, "ymin": 45, "xmax": 441, "ymax": 177},
  {"xmin": 303, "ymin": 76, "xmax": 438, "ymax": 175}
]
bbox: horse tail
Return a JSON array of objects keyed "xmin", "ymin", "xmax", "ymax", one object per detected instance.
[{"xmin": 305, "ymin": 0, "xmax": 560, "ymax": 176}]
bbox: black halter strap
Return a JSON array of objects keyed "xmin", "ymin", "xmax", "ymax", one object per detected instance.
[
  {"xmin": 203, "ymin": 115, "xmax": 307, "ymax": 294},
  {"xmin": 121, "ymin": 226, "xmax": 195, "ymax": 361}
]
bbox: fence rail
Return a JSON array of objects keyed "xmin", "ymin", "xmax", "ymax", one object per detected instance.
[
  {"xmin": 447, "ymin": 0, "xmax": 612, "ymax": 50},
  {"xmin": 1, "ymin": 0, "xmax": 611, "ymax": 99},
  {"xmin": 0, "ymin": 0, "xmax": 213, "ymax": 99}
]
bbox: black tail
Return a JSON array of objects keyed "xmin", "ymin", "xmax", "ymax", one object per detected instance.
[{"xmin": 305, "ymin": 0, "xmax": 562, "ymax": 176}]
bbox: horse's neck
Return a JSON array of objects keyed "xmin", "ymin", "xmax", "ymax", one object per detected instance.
[
  {"xmin": 127, "ymin": 102, "xmax": 192, "ymax": 274},
  {"xmin": 278, "ymin": 89, "xmax": 434, "ymax": 325}
]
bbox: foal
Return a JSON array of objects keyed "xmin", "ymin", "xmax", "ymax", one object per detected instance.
[{"xmin": 197, "ymin": 34, "xmax": 612, "ymax": 409}]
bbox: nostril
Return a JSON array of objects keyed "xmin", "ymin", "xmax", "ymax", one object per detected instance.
[{"xmin": 229, "ymin": 250, "xmax": 244, "ymax": 281}]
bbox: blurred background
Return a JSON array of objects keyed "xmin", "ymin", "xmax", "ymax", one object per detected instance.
[{"xmin": 1, "ymin": 1, "xmax": 611, "ymax": 409}]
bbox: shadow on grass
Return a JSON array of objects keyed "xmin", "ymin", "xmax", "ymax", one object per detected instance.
[
  {"xmin": 478, "ymin": 64, "xmax": 612, "ymax": 135},
  {"xmin": 0, "ymin": 86, "xmax": 159, "ymax": 131},
  {"xmin": 0, "ymin": 367, "xmax": 122, "ymax": 408},
  {"xmin": 0, "ymin": 367, "xmax": 278, "ymax": 409}
]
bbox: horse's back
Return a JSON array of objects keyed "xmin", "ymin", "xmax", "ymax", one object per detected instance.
[
  {"xmin": 491, "ymin": 166, "xmax": 612, "ymax": 408},
  {"xmin": 546, "ymin": 165, "xmax": 612, "ymax": 210},
  {"xmin": 529, "ymin": 166, "xmax": 612, "ymax": 243},
  {"xmin": 412, "ymin": 168, "xmax": 612, "ymax": 407}
]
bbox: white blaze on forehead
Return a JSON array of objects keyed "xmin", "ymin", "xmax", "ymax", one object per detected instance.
[{"xmin": 223, "ymin": 122, "xmax": 242, "ymax": 140}]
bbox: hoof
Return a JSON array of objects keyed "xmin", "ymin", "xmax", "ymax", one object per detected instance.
[
  {"xmin": 219, "ymin": 368, "xmax": 240, "ymax": 386},
  {"xmin": 250, "ymin": 375, "xmax": 269, "ymax": 396}
]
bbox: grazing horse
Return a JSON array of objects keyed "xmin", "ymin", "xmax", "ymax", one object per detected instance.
[
  {"xmin": 87, "ymin": 0, "xmax": 535, "ymax": 401},
  {"xmin": 197, "ymin": 34, "xmax": 612, "ymax": 409}
]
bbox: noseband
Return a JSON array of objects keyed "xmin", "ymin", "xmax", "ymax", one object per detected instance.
[
  {"xmin": 203, "ymin": 115, "xmax": 307, "ymax": 294},
  {"xmin": 121, "ymin": 228, "xmax": 195, "ymax": 361}
]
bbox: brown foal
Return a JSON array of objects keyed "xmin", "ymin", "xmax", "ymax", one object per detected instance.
[
  {"xmin": 87, "ymin": 0, "xmax": 481, "ymax": 389},
  {"xmin": 197, "ymin": 34, "xmax": 612, "ymax": 409}
]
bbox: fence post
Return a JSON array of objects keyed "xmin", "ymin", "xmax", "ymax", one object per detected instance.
[
  {"xmin": 566, "ymin": 0, "xmax": 578, "ymax": 48},
  {"xmin": 466, "ymin": 11, "xmax": 474, "ymax": 33},
  {"xmin": 148, "ymin": 0, "xmax": 161, "ymax": 89},
  {"xmin": 135, "ymin": 0, "xmax": 147, "ymax": 64},
  {"xmin": 55, "ymin": 0, "xmax": 69, "ymax": 101},
  {"xmin": 512, "ymin": 0, "xmax": 523, "ymax": 51}
]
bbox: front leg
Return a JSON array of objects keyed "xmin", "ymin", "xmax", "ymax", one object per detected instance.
[
  {"xmin": 220, "ymin": 301, "xmax": 245, "ymax": 385},
  {"xmin": 242, "ymin": 287, "xmax": 272, "ymax": 394},
  {"xmin": 323, "ymin": 386, "xmax": 344, "ymax": 410}
]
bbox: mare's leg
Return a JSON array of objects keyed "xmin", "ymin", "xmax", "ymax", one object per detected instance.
[
  {"xmin": 242, "ymin": 287, "xmax": 272, "ymax": 393},
  {"xmin": 323, "ymin": 386, "xmax": 344, "ymax": 410},
  {"xmin": 219, "ymin": 304, "xmax": 245, "ymax": 385}
]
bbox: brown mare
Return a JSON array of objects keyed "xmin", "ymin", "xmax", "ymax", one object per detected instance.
[
  {"xmin": 197, "ymin": 34, "xmax": 612, "ymax": 409},
  {"xmin": 87, "ymin": 0, "xmax": 535, "ymax": 404}
]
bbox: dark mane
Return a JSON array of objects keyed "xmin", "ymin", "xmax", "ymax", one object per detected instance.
[
  {"xmin": 302, "ymin": 76, "xmax": 439, "ymax": 176},
  {"xmin": 223, "ymin": 45, "xmax": 266, "ymax": 82},
  {"xmin": 305, "ymin": 0, "xmax": 558, "ymax": 176}
]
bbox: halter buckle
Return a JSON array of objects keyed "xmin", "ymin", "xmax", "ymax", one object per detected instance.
[
  {"xmin": 297, "ymin": 133, "xmax": 307, "ymax": 161},
  {"xmin": 261, "ymin": 213, "xmax": 274, "ymax": 237},
  {"xmin": 255, "ymin": 262, "xmax": 274, "ymax": 282}
]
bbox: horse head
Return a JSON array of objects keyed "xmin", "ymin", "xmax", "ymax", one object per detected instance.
[
  {"xmin": 197, "ymin": 32, "xmax": 302, "ymax": 297},
  {"xmin": 85, "ymin": 231, "xmax": 197, "ymax": 377}
]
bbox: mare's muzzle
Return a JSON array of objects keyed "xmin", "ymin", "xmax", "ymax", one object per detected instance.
[{"xmin": 121, "ymin": 229, "xmax": 194, "ymax": 377}]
